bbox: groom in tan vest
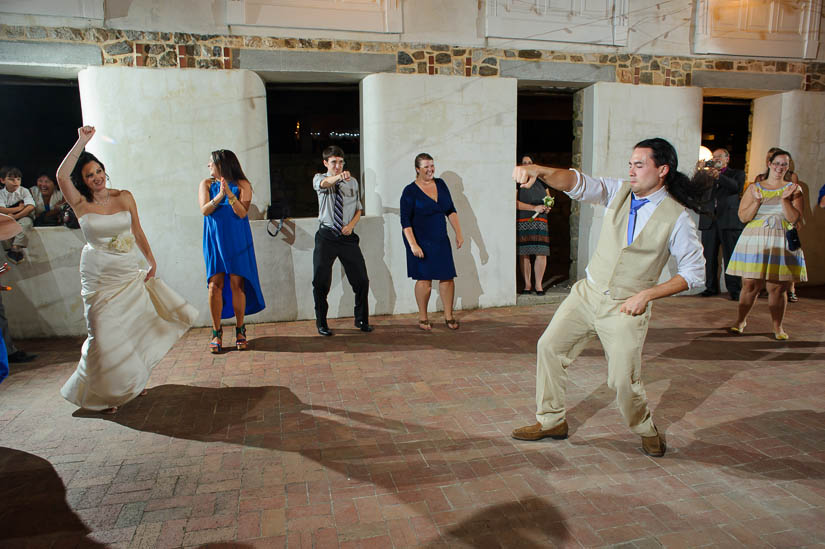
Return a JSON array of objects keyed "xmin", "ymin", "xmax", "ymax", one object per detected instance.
[{"xmin": 511, "ymin": 138, "xmax": 708, "ymax": 457}]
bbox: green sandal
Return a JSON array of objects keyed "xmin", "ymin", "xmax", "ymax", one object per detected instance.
[
  {"xmin": 210, "ymin": 328, "xmax": 222, "ymax": 354},
  {"xmin": 235, "ymin": 325, "xmax": 248, "ymax": 351}
]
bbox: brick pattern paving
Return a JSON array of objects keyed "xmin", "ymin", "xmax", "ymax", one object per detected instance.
[{"xmin": 1, "ymin": 294, "xmax": 824, "ymax": 547}]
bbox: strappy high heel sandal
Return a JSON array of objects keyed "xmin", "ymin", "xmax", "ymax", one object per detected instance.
[
  {"xmin": 235, "ymin": 325, "xmax": 248, "ymax": 351},
  {"xmin": 210, "ymin": 328, "xmax": 222, "ymax": 354}
]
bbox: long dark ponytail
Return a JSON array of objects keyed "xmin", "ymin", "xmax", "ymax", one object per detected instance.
[{"xmin": 634, "ymin": 138, "xmax": 712, "ymax": 215}]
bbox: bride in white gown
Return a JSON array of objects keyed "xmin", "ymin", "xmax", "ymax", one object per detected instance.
[{"xmin": 56, "ymin": 126, "xmax": 198, "ymax": 413}]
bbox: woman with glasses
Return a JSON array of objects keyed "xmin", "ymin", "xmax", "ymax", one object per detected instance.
[
  {"xmin": 750, "ymin": 147, "xmax": 802, "ymax": 302},
  {"xmin": 199, "ymin": 149, "xmax": 265, "ymax": 353},
  {"xmin": 726, "ymin": 149, "xmax": 806, "ymax": 340}
]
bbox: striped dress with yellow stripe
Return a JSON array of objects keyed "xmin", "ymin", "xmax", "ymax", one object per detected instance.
[{"xmin": 726, "ymin": 182, "xmax": 807, "ymax": 281}]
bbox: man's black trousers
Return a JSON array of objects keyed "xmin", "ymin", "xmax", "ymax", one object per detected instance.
[
  {"xmin": 312, "ymin": 226, "xmax": 369, "ymax": 327},
  {"xmin": 701, "ymin": 225, "xmax": 742, "ymax": 295}
]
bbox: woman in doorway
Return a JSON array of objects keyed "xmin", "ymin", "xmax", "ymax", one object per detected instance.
[
  {"xmin": 401, "ymin": 153, "xmax": 463, "ymax": 331},
  {"xmin": 516, "ymin": 155, "xmax": 552, "ymax": 295},
  {"xmin": 199, "ymin": 149, "xmax": 265, "ymax": 353},
  {"xmin": 57, "ymin": 126, "xmax": 198, "ymax": 413},
  {"xmin": 727, "ymin": 149, "xmax": 806, "ymax": 340}
]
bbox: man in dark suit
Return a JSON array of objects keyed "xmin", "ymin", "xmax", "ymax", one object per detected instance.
[{"xmin": 699, "ymin": 148, "xmax": 746, "ymax": 300}]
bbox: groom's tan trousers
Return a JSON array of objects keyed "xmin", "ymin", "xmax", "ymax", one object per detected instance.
[{"xmin": 535, "ymin": 278, "xmax": 658, "ymax": 437}]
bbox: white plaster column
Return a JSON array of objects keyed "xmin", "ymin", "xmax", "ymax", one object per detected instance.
[
  {"xmin": 579, "ymin": 81, "xmax": 703, "ymax": 287},
  {"xmin": 78, "ymin": 66, "xmax": 270, "ymax": 326},
  {"xmin": 751, "ymin": 91, "xmax": 825, "ymax": 285},
  {"xmin": 361, "ymin": 73, "xmax": 517, "ymax": 314}
]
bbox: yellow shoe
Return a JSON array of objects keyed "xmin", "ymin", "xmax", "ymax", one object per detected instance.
[
  {"xmin": 774, "ymin": 331, "xmax": 789, "ymax": 340},
  {"xmin": 728, "ymin": 322, "xmax": 746, "ymax": 334}
]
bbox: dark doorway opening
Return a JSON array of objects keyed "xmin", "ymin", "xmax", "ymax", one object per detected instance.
[
  {"xmin": 516, "ymin": 91, "xmax": 574, "ymax": 292},
  {"xmin": 0, "ymin": 77, "xmax": 82, "ymax": 187},
  {"xmin": 265, "ymin": 83, "xmax": 360, "ymax": 219},
  {"xmin": 701, "ymin": 97, "xmax": 752, "ymax": 171}
]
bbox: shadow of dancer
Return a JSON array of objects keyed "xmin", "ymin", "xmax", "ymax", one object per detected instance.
[
  {"xmin": 576, "ymin": 409, "xmax": 825, "ymax": 488},
  {"xmin": 249, "ymin": 316, "xmax": 548, "ymax": 354},
  {"xmin": 268, "ymin": 218, "xmax": 315, "ymax": 320},
  {"xmin": 425, "ymin": 497, "xmax": 571, "ymax": 548},
  {"xmin": 338, "ymin": 192, "xmax": 396, "ymax": 318},
  {"xmin": 76, "ymin": 385, "xmax": 563, "ymax": 492},
  {"xmin": 674, "ymin": 409, "xmax": 825, "ymax": 481},
  {"xmin": 441, "ymin": 171, "xmax": 488, "ymax": 311},
  {"xmin": 565, "ymin": 324, "xmax": 823, "ymax": 441},
  {"xmin": 0, "ymin": 447, "xmax": 106, "ymax": 547}
]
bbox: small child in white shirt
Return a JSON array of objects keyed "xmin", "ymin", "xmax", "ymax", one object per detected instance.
[{"xmin": 0, "ymin": 167, "xmax": 35, "ymax": 263}]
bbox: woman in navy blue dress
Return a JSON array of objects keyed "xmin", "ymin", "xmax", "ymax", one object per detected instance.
[
  {"xmin": 401, "ymin": 153, "xmax": 464, "ymax": 331},
  {"xmin": 199, "ymin": 150, "xmax": 265, "ymax": 353}
]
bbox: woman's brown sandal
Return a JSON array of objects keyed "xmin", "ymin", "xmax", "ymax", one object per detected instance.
[
  {"xmin": 445, "ymin": 317, "xmax": 460, "ymax": 330},
  {"xmin": 210, "ymin": 328, "xmax": 222, "ymax": 354},
  {"xmin": 236, "ymin": 325, "xmax": 248, "ymax": 351},
  {"xmin": 418, "ymin": 319, "xmax": 432, "ymax": 331}
]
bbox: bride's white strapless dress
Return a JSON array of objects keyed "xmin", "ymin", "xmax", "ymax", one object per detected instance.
[{"xmin": 60, "ymin": 211, "xmax": 198, "ymax": 410}]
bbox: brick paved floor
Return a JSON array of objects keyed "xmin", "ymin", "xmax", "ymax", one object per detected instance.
[{"xmin": 2, "ymin": 291, "xmax": 824, "ymax": 548}]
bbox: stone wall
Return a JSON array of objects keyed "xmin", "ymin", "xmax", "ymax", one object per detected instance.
[{"xmin": 2, "ymin": 24, "xmax": 824, "ymax": 91}]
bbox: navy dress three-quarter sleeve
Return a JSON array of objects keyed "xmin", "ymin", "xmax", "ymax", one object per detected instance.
[{"xmin": 400, "ymin": 178, "xmax": 457, "ymax": 280}]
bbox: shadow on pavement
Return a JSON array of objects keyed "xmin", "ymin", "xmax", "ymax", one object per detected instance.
[
  {"xmin": 426, "ymin": 497, "xmax": 570, "ymax": 548},
  {"xmin": 247, "ymin": 318, "xmax": 546, "ymax": 355},
  {"xmin": 0, "ymin": 446, "xmax": 106, "ymax": 547},
  {"xmin": 74, "ymin": 384, "xmax": 563, "ymax": 493}
]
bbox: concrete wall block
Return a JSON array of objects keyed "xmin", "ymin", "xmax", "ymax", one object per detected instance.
[
  {"xmin": 362, "ymin": 73, "xmax": 518, "ymax": 314},
  {"xmin": 239, "ymin": 48, "xmax": 396, "ymax": 75},
  {"xmin": 0, "ymin": 39, "xmax": 102, "ymax": 67},
  {"xmin": 579, "ymin": 81, "xmax": 702, "ymax": 289},
  {"xmin": 499, "ymin": 59, "xmax": 615, "ymax": 84},
  {"xmin": 692, "ymin": 70, "xmax": 804, "ymax": 91}
]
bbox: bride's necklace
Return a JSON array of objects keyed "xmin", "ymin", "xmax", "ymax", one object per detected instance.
[{"xmin": 93, "ymin": 189, "xmax": 110, "ymax": 206}]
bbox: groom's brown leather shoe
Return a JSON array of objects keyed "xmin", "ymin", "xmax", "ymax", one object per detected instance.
[
  {"xmin": 511, "ymin": 421, "xmax": 568, "ymax": 441},
  {"xmin": 641, "ymin": 427, "xmax": 666, "ymax": 457}
]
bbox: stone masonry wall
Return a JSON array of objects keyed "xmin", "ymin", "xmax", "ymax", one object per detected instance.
[{"xmin": 2, "ymin": 24, "xmax": 825, "ymax": 91}]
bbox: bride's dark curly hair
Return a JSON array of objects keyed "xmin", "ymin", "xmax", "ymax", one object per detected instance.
[
  {"xmin": 70, "ymin": 151, "xmax": 107, "ymax": 203},
  {"xmin": 634, "ymin": 138, "xmax": 713, "ymax": 215}
]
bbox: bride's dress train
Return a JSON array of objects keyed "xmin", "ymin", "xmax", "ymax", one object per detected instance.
[{"xmin": 60, "ymin": 211, "xmax": 198, "ymax": 410}]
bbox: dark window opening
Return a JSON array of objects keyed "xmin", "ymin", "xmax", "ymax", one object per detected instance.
[
  {"xmin": 0, "ymin": 77, "xmax": 82, "ymax": 187},
  {"xmin": 265, "ymin": 84, "xmax": 360, "ymax": 219},
  {"xmin": 516, "ymin": 91, "xmax": 574, "ymax": 288},
  {"xmin": 701, "ymin": 97, "xmax": 752, "ymax": 171}
]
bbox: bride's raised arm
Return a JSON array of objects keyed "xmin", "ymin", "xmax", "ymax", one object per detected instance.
[{"xmin": 56, "ymin": 126, "xmax": 95, "ymax": 209}]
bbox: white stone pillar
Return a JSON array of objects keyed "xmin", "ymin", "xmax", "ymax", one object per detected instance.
[
  {"xmin": 78, "ymin": 66, "xmax": 270, "ymax": 326},
  {"xmin": 361, "ymin": 73, "xmax": 517, "ymax": 313},
  {"xmin": 579, "ymin": 81, "xmax": 703, "ymax": 286},
  {"xmin": 751, "ymin": 91, "xmax": 825, "ymax": 284}
]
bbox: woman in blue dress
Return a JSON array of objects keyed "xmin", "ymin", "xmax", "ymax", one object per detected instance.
[
  {"xmin": 401, "ymin": 153, "xmax": 464, "ymax": 331},
  {"xmin": 199, "ymin": 149, "xmax": 265, "ymax": 353}
]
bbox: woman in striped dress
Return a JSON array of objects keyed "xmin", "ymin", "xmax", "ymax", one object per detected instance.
[{"xmin": 726, "ymin": 149, "xmax": 806, "ymax": 340}]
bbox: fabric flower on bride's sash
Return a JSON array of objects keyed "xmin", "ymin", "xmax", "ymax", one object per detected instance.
[{"xmin": 108, "ymin": 231, "xmax": 135, "ymax": 253}]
